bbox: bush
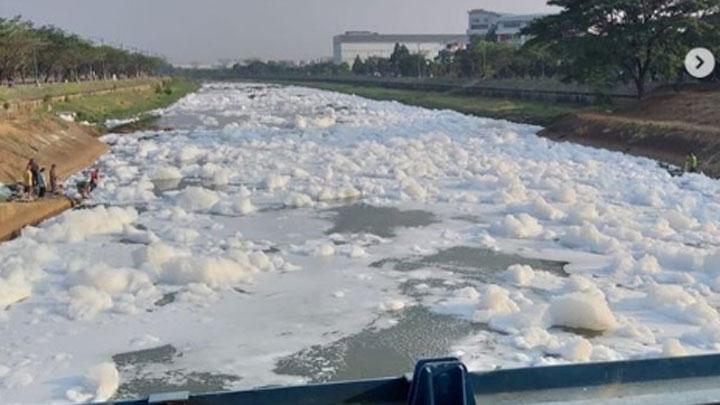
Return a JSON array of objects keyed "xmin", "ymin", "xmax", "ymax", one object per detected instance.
[
  {"xmin": 163, "ymin": 87, "xmax": 173, "ymax": 95},
  {"xmin": 74, "ymin": 111, "xmax": 89, "ymax": 122},
  {"xmin": 42, "ymin": 94, "xmax": 52, "ymax": 104},
  {"xmin": 155, "ymin": 84, "xmax": 163, "ymax": 94},
  {"xmin": 2, "ymin": 102, "xmax": 10, "ymax": 110}
]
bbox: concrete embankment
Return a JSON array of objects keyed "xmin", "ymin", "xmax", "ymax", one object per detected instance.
[
  {"xmin": 0, "ymin": 113, "xmax": 107, "ymax": 240},
  {"xmin": 0, "ymin": 197, "xmax": 75, "ymax": 241},
  {"xmin": 0, "ymin": 77, "xmax": 198, "ymax": 241},
  {"xmin": 0, "ymin": 113, "xmax": 109, "ymax": 183}
]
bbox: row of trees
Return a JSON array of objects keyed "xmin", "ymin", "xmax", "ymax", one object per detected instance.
[
  {"xmin": 352, "ymin": 44, "xmax": 433, "ymax": 77},
  {"xmin": 231, "ymin": 60, "xmax": 350, "ymax": 77},
  {"xmin": 0, "ymin": 16, "xmax": 168, "ymax": 85},
  {"xmin": 351, "ymin": 42, "xmax": 560, "ymax": 80}
]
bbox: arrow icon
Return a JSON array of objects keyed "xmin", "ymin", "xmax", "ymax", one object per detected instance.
[{"xmin": 685, "ymin": 48, "xmax": 715, "ymax": 79}]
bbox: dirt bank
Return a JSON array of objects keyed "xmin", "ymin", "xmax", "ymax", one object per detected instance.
[
  {"xmin": 540, "ymin": 85, "xmax": 720, "ymax": 176},
  {"xmin": 0, "ymin": 112, "xmax": 108, "ymax": 183},
  {"xmin": 0, "ymin": 113, "xmax": 107, "ymax": 240}
]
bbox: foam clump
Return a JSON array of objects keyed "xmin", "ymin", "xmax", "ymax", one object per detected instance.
[
  {"xmin": 645, "ymin": 284, "xmax": 719, "ymax": 325},
  {"xmin": 634, "ymin": 254, "xmax": 662, "ymax": 274},
  {"xmin": 285, "ymin": 193, "xmax": 314, "ymax": 208},
  {"xmin": 491, "ymin": 214, "xmax": 543, "ymax": 239},
  {"xmin": 35, "ymin": 206, "xmax": 138, "ymax": 243},
  {"xmin": 402, "ymin": 178, "xmax": 428, "ymax": 200},
  {"xmin": 662, "ymin": 338, "xmax": 688, "ymax": 357},
  {"xmin": 560, "ymin": 224, "xmax": 620, "ymax": 254},
  {"xmin": 0, "ymin": 273, "xmax": 32, "ymax": 310},
  {"xmin": 550, "ymin": 337, "xmax": 593, "ymax": 362},
  {"xmin": 65, "ymin": 362, "xmax": 119, "ymax": 403},
  {"xmin": 474, "ymin": 285, "xmax": 520, "ymax": 323},
  {"xmin": 549, "ymin": 290, "xmax": 617, "ymax": 332},
  {"xmin": 66, "ymin": 286, "xmax": 113, "ymax": 320},
  {"xmin": 151, "ymin": 166, "xmax": 182, "ymax": 181},
  {"xmin": 264, "ymin": 174, "xmax": 291, "ymax": 191},
  {"xmin": 234, "ymin": 198, "xmax": 257, "ymax": 215},
  {"xmin": 313, "ymin": 244, "xmax": 336, "ymax": 257},
  {"xmin": 506, "ymin": 264, "xmax": 535, "ymax": 287},
  {"xmin": 134, "ymin": 242, "xmax": 191, "ymax": 274},
  {"xmin": 161, "ymin": 256, "xmax": 254, "ymax": 288},
  {"xmin": 70, "ymin": 263, "xmax": 153, "ymax": 296},
  {"xmin": 174, "ymin": 187, "xmax": 220, "ymax": 212}
]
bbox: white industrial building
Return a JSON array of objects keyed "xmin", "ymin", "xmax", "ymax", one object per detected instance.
[
  {"xmin": 467, "ymin": 9, "xmax": 548, "ymax": 45},
  {"xmin": 333, "ymin": 31, "xmax": 468, "ymax": 64}
]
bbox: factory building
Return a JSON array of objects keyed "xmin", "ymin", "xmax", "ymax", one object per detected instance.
[
  {"xmin": 467, "ymin": 9, "xmax": 548, "ymax": 45},
  {"xmin": 332, "ymin": 31, "xmax": 467, "ymax": 64}
]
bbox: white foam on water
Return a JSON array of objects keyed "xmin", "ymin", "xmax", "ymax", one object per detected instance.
[{"xmin": 3, "ymin": 83, "xmax": 720, "ymax": 403}]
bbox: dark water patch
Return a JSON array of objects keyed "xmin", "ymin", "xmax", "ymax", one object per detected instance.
[
  {"xmin": 324, "ymin": 204, "xmax": 437, "ymax": 238},
  {"xmin": 551, "ymin": 326, "xmax": 605, "ymax": 339},
  {"xmin": 373, "ymin": 246, "xmax": 567, "ymax": 282},
  {"xmin": 399, "ymin": 278, "xmax": 474, "ymax": 299},
  {"xmin": 658, "ymin": 162, "xmax": 684, "ymax": 177},
  {"xmin": 154, "ymin": 292, "xmax": 177, "ymax": 307},
  {"xmin": 419, "ymin": 247, "xmax": 567, "ymax": 277},
  {"xmin": 112, "ymin": 344, "xmax": 241, "ymax": 400},
  {"xmin": 452, "ymin": 214, "xmax": 485, "ymax": 224},
  {"xmin": 274, "ymin": 306, "xmax": 481, "ymax": 383},
  {"xmin": 153, "ymin": 178, "xmax": 259, "ymax": 196},
  {"xmin": 113, "ymin": 345, "xmax": 178, "ymax": 368},
  {"xmin": 153, "ymin": 178, "xmax": 227, "ymax": 194},
  {"xmin": 115, "ymin": 370, "xmax": 241, "ymax": 400},
  {"xmin": 151, "ymin": 179, "xmax": 183, "ymax": 194},
  {"xmin": 72, "ymin": 203, "xmax": 149, "ymax": 215}
]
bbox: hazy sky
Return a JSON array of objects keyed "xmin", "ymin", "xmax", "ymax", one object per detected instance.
[{"xmin": 0, "ymin": 0, "xmax": 557, "ymax": 64}]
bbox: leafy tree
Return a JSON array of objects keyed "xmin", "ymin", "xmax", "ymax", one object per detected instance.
[
  {"xmin": 352, "ymin": 55, "xmax": 366, "ymax": 75},
  {"xmin": 338, "ymin": 62, "xmax": 351, "ymax": 74},
  {"xmin": 524, "ymin": 0, "xmax": 720, "ymax": 98},
  {"xmin": 0, "ymin": 16, "xmax": 168, "ymax": 85},
  {"xmin": 389, "ymin": 43, "xmax": 411, "ymax": 75}
]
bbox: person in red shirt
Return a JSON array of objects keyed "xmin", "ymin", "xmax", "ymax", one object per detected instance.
[{"xmin": 89, "ymin": 167, "xmax": 100, "ymax": 191}]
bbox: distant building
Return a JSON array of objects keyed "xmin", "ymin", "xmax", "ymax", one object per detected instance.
[
  {"xmin": 467, "ymin": 9, "xmax": 548, "ymax": 45},
  {"xmin": 467, "ymin": 9, "xmax": 502, "ymax": 38},
  {"xmin": 333, "ymin": 31, "xmax": 468, "ymax": 64}
]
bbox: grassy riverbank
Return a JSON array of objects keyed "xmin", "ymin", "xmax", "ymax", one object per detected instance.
[
  {"xmin": 275, "ymin": 80, "xmax": 586, "ymax": 126},
  {"xmin": 0, "ymin": 78, "xmax": 159, "ymax": 103},
  {"xmin": 54, "ymin": 77, "xmax": 199, "ymax": 127}
]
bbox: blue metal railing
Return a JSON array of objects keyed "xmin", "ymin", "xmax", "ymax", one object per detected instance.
[{"xmin": 104, "ymin": 353, "xmax": 720, "ymax": 405}]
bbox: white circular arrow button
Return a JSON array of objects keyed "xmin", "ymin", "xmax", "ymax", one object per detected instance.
[{"xmin": 685, "ymin": 48, "xmax": 715, "ymax": 79}]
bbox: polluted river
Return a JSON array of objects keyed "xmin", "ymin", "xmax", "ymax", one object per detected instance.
[{"xmin": 2, "ymin": 83, "xmax": 720, "ymax": 403}]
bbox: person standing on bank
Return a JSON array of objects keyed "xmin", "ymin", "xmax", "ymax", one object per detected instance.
[
  {"xmin": 29, "ymin": 159, "xmax": 40, "ymax": 195},
  {"xmin": 24, "ymin": 163, "xmax": 34, "ymax": 198},
  {"xmin": 50, "ymin": 164, "xmax": 58, "ymax": 194},
  {"xmin": 37, "ymin": 168, "xmax": 47, "ymax": 198}
]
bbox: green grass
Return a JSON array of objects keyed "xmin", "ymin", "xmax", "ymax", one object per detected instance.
[
  {"xmin": 0, "ymin": 78, "xmax": 160, "ymax": 102},
  {"xmin": 281, "ymin": 81, "xmax": 586, "ymax": 126},
  {"xmin": 53, "ymin": 77, "xmax": 199, "ymax": 128}
]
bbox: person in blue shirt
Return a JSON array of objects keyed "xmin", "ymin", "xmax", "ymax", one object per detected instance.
[{"xmin": 37, "ymin": 168, "xmax": 47, "ymax": 198}]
